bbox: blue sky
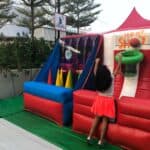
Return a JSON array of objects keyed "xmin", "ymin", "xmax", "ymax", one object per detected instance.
[{"xmin": 90, "ymin": 0, "xmax": 150, "ymax": 33}]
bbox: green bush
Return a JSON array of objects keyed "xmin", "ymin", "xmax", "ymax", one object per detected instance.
[{"xmin": 0, "ymin": 37, "xmax": 52, "ymax": 70}]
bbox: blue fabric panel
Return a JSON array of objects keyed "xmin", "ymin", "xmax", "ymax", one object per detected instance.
[
  {"xmin": 24, "ymin": 81, "xmax": 73, "ymax": 103},
  {"xmin": 35, "ymin": 41, "xmax": 61, "ymax": 83},
  {"xmin": 63, "ymin": 101, "xmax": 73, "ymax": 125}
]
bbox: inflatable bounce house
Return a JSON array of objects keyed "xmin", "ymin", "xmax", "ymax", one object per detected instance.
[{"xmin": 23, "ymin": 8, "xmax": 150, "ymax": 150}]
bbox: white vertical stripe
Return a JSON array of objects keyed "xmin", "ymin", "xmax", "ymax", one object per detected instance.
[
  {"xmin": 119, "ymin": 65, "xmax": 139, "ymax": 98},
  {"xmin": 103, "ymin": 33, "xmax": 115, "ymax": 73}
]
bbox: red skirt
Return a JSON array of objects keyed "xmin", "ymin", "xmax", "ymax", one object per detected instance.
[{"xmin": 91, "ymin": 94, "xmax": 116, "ymax": 119}]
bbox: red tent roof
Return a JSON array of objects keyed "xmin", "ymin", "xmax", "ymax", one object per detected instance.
[{"xmin": 115, "ymin": 7, "xmax": 150, "ymax": 32}]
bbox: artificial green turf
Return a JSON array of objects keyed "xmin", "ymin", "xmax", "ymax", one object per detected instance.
[
  {"xmin": 0, "ymin": 96, "xmax": 23, "ymax": 117},
  {"xmin": 5, "ymin": 111, "xmax": 120, "ymax": 150},
  {"xmin": 1, "ymin": 96, "xmax": 121, "ymax": 150}
]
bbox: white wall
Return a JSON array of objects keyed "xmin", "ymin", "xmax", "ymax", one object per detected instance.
[{"xmin": 34, "ymin": 27, "xmax": 66, "ymax": 41}]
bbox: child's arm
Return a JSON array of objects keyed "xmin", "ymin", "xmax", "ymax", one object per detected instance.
[
  {"xmin": 113, "ymin": 53, "xmax": 122, "ymax": 76},
  {"xmin": 94, "ymin": 58, "xmax": 100, "ymax": 75}
]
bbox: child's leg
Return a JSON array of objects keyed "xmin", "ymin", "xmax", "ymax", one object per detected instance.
[
  {"xmin": 87, "ymin": 116, "xmax": 101, "ymax": 140},
  {"xmin": 98, "ymin": 116, "xmax": 109, "ymax": 145}
]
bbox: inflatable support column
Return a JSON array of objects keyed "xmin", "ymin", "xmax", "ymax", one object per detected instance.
[
  {"xmin": 72, "ymin": 90, "xmax": 97, "ymax": 134},
  {"xmin": 24, "ymin": 81, "xmax": 73, "ymax": 126}
]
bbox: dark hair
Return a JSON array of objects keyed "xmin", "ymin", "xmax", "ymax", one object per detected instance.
[{"xmin": 95, "ymin": 65, "xmax": 112, "ymax": 92}]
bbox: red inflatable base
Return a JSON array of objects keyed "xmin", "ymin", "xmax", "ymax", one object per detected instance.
[
  {"xmin": 72, "ymin": 90, "xmax": 96, "ymax": 134},
  {"xmin": 24, "ymin": 93, "xmax": 63, "ymax": 125},
  {"xmin": 107, "ymin": 124, "xmax": 150, "ymax": 150},
  {"xmin": 72, "ymin": 89, "xmax": 150, "ymax": 150}
]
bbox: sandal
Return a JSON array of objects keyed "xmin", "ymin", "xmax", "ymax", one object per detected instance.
[
  {"xmin": 97, "ymin": 140, "xmax": 107, "ymax": 148},
  {"xmin": 86, "ymin": 139, "xmax": 93, "ymax": 145}
]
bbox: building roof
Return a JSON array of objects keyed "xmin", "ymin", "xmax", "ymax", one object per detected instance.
[{"xmin": 0, "ymin": 23, "xmax": 29, "ymax": 38}]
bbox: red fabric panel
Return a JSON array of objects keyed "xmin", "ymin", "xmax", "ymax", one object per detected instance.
[
  {"xmin": 136, "ymin": 89, "xmax": 150, "ymax": 99},
  {"xmin": 73, "ymin": 103, "xmax": 94, "ymax": 118},
  {"xmin": 61, "ymin": 33, "xmax": 101, "ymax": 39},
  {"xmin": 118, "ymin": 97, "xmax": 150, "ymax": 119},
  {"xmin": 73, "ymin": 90, "xmax": 96, "ymax": 106},
  {"xmin": 114, "ymin": 74, "xmax": 124, "ymax": 99},
  {"xmin": 107, "ymin": 124, "xmax": 150, "ymax": 150},
  {"xmin": 136, "ymin": 50, "xmax": 150, "ymax": 98},
  {"xmin": 47, "ymin": 70, "xmax": 52, "ymax": 84},
  {"xmin": 24, "ymin": 93, "xmax": 63, "ymax": 125},
  {"xmin": 138, "ymin": 81, "xmax": 150, "ymax": 90}
]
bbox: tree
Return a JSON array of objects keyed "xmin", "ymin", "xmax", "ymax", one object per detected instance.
[
  {"xmin": 0, "ymin": 0, "xmax": 15, "ymax": 28},
  {"xmin": 15, "ymin": 0, "xmax": 47, "ymax": 42},
  {"xmin": 64, "ymin": 0, "xmax": 101, "ymax": 33},
  {"xmin": 42, "ymin": 0, "xmax": 67, "ymax": 27},
  {"xmin": 42, "ymin": 0, "xmax": 56, "ymax": 27}
]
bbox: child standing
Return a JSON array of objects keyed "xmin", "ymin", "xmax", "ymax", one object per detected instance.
[{"xmin": 87, "ymin": 62, "xmax": 120, "ymax": 146}]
